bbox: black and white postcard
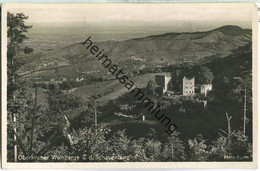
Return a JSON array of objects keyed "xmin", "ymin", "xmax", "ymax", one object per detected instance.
[{"xmin": 1, "ymin": 3, "xmax": 258, "ymax": 169}]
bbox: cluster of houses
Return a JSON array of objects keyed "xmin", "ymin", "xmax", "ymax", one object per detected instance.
[
  {"xmin": 34, "ymin": 76, "xmax": 85, "ymax": 84},
  {"xmin": 155, "ymin": 73, "xmax": 212, "ymax": 97}
]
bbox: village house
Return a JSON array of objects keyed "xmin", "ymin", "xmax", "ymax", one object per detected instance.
[{"xmin": 76, "ymin": 77, "xmax": 84, "ymax": 82}]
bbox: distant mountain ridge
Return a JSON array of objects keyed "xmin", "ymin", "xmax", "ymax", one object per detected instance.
[
  {"xmin": 20, "ymin": 25, "xmax": 251, "ymax": 78},
  {"xmin": 212, "ymin": 25, "xmax": 251, "ymax": 35}
]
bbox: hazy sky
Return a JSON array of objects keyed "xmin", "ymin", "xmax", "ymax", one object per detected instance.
[{"xmin": 6, "ymin": 3, "xmax": 254, "ymax": 32}]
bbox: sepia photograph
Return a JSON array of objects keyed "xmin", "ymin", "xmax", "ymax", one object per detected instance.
[{"xmin": 1, "ymin": 3, "xmax": 258, "ymax": 169}]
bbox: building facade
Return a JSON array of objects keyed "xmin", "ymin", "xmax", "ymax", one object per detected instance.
[
  {"xmin": 183, "ymin": 76, "xmax": 195, "ymax": 96},
  {"xmin": 200, "ymin": 84, "xmax": 212, "ymax": 97},
  {"xmin": 155, "ymin": 74, "xmax": 171, "ymax": 93}
]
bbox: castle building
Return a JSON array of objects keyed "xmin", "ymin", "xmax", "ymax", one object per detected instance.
[
  {"xmin": 155, "ymin": 74, "xmax": 171, "ymax": 93},
  {"xmin": 183, "ymin": 76, "xmax": 195, "ymax": 96}
]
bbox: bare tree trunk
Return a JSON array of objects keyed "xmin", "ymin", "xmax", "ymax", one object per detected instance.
[
  {"xmin": 11, "ymin": 56, "xmax": 17, "ymax": 162},
  {"xmin": 94, "ymin": 100, "xmax": 97, "ymax": 135},
  {"xmin": 13, "ymin": 112, "xmax": 17, "ymax": 162},
  {"xmin": 243, "ymin": 88, "xmax": 247, "ymax": 135},
  {"xmin": 171, "ymin": 139, "xmax": 174, "ymax": 161},
  {"xmin": 226, "ymin": 112, "xmax": 232, "ymax": 145},
  {"xmin": 30, "ymin": 84, "xmax": 38, "ymax": 154}
]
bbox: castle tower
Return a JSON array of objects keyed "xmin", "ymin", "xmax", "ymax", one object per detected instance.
[
  {"xmin": 183, "ymin": 76, "xmax": 195, "ymax": 96},
  {"xmin": 155, "ymin": 74, "xmax": 171, "ymax": 93}
]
